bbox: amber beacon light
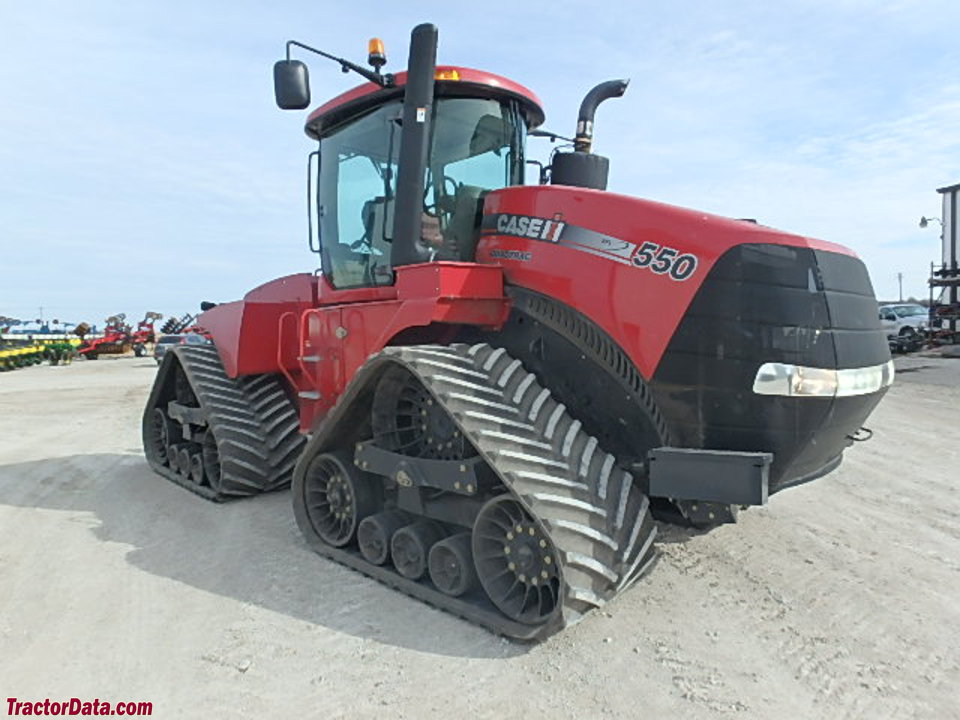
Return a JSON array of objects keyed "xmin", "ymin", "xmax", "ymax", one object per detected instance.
[{"xmin": 368, "ymin": 38, "xmax": 386, "ymax": 71}]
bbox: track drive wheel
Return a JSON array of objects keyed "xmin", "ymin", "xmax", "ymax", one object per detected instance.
[
  {"xmin": 302, "ymin": 451, "xmax": 376, "ymax": 547},
  {"xmin": 372, "ymin": 366, "xmax": 474, "ymax": 460},
  {"xmin": 473, "ymin": 495, "xmax": 561, "ymax": 625}
]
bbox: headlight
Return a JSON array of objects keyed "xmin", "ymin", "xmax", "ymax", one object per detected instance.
[{"xmin": 753, "ymin": 360, "xmax": 894, "ymax": 397}]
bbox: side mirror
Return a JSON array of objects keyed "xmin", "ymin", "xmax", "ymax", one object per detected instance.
[
  {"xmin": 884, "ymin": 313, "xmax": 897, "ymax": 321},
  {"xmin": 274, "ymin": 60, "xmax": 311, "ymax": 110}
]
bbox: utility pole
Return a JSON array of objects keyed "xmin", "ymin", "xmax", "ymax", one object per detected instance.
[{"xmin": 897, "ymin": 273, "xmax": 903, "ymax": 302}]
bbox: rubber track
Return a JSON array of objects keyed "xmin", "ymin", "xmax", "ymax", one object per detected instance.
[
  {"xmin": 144, "ymin": 345, "xmax": 304, "ymax": 501},
  {"xmin": 298, "ymin": 343, "xmax": 658, "ymax": 638}
]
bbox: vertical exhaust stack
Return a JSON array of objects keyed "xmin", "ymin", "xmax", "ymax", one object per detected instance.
[
  {"xmin": 390, "ymin": 23, "xmax": 439, "ymax": 269},
  {"xmin": 551, "ymin": 79, "xmax": 628, "ymax": 191}
]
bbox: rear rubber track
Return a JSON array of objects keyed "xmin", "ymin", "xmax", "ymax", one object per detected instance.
[
  {"xmin": 297, "ymin": 343, "xmax": 658, "ymax": 638},
  {"xmin": 143, "ymin": 344, "xmax": 304, "ymax": 501}
]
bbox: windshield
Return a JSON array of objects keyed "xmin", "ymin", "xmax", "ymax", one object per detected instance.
[
  {"xmin": 885, "ymin": 305, "xmax": 926, "ymax": 318},
  {"xmin": 316, "ymin": 96, "xmax": 526, "ymax": 289}
]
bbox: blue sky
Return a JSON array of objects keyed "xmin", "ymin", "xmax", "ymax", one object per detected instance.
[{"xmin": 2, "ymin": 1, "xmax": 958, "ymax": 327}]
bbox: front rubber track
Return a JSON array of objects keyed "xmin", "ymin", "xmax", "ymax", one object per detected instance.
[
  {"xmin": 142, "ymin": 344, "xmax": 304, "ymax": 501},
  {"xmin": 293, "ymin": 343, "xmax": 657, "ymax": 640}
]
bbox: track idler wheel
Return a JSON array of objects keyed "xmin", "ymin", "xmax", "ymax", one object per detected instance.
[
  {"xmin": 429, "ymin": 533, "xmax": 478, "ymax": 597},
  {"xmin": 473, "ymin": 495, "xmax": 561, "ymax": 625},
  {"xmin": 302, "ymin": 451, "xmax": 375, "ymax": 548},
  {"xmin": 390, "ymin": 521, "xmax": 446, "ymax": 580},
  {"xmin": 357, "ymin": 511, "xmax": 411, "ymax": 565},
  {"xmin": 150, "ymin": 408, "xmax": 180, "ymax": 467}
]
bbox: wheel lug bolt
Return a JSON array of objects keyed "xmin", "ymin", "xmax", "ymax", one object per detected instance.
[
  {"xmin": 503, "ymin": 546, "xmax": 511, "ymax": 555},
  {"xmin": 518, "ymin": 574, "xmax": 526, "ymax": 583},
  {"xmin": 508, "ymin": 562, "xmax": 516, "ymax": 571},
  {"xmin": 541, "ymin": 570, "xmax": 549, "ymax": 579},
  {"xmin": 544, "ymin": 556, "xmax": 552, "ymax": 565},
  {"xmin": 539, "ymin": 539, "xmax": 547, "ymax": 548}
]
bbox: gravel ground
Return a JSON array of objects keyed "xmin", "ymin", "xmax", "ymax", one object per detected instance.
[{"xmin": 1, "ymin": 355, "xmax": 957, "ymax": 719}]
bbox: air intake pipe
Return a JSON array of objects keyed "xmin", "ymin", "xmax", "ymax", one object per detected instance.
[{"xmin": 551, "ymin": 79, "xmax": 628, "ymax": 191}]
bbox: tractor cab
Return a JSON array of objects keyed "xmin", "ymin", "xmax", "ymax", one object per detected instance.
[
  {"xmin": 275, "ymin": 31, "xmax": 544, "ymax": 290},
  {"xmin": 306, "ymin": 75, "xmax": 539, "ymax": 288}
]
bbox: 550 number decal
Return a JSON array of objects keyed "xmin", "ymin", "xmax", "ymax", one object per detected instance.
[{"xmin": 631, "ymin": 241, "xmax": 698, "ymax": 281}]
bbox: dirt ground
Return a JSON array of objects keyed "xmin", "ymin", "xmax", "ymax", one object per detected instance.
[{"xmin": 1, "ymin": 355, "xmax": 957, "ymax": 719}]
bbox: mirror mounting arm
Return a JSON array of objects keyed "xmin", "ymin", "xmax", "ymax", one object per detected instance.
[{"xmin": 286, "ymin": 40, "xmax": 395, "ymax": 88}]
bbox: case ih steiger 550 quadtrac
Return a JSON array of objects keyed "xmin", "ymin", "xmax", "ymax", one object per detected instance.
[{"xmin": 143, "ymin": 25, "xmax": 893, "ymax": 640}]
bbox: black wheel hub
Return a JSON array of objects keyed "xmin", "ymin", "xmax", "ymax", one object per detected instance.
[{"xmin": 503, "ymin": 524, "xmax": 554, "ymax": 587}]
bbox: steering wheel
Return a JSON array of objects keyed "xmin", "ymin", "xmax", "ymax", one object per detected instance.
[{"xmin": 423, "ymin": 175, "xmax": 460, "ymax": 221}]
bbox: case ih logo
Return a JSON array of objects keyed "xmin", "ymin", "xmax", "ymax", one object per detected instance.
[
  {"xmin": 495, "ymin": 213, "xmax": 566, "ymax": 242},
  {"xmin": 483, "ymin": 212, "xmax": 699, "ymax": 281}
]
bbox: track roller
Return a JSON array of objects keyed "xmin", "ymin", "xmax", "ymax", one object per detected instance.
[
  {"xmin": 188, "ymin": 452, "xmax": 205, "ymax": 485},
  {"xmin": 357, "ymin": 511, "xmax": 411, "ymax": 565},
  {"xmin": 391, "ymin": 521, "xmax": 446, "ymax": 580},
  {"xmin": 428, "ymin": 533, "xmax": 478, "ymax": 597},
  {"xmin": 175, "ymin": 443, "xmax": 200, "ymax": 478}
]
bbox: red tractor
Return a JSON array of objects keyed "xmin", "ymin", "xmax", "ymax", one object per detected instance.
[{"xmin": 143, "ymin": 25, "xmax": 892, "ymax": 640}]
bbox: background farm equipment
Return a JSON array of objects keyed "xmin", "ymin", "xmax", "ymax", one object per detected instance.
[
  {"xmin": 159, "ymin": 313, "xmax": 199, "ymax": 335},
  {"xmin": 0, "ymin": 343, "xmax": 44, "ymax": 371},
  {"xmin": 77, "ymin": 314, "xmax": 131, "ymax": 359},
  {"xmin": 42, "ymin": 341, "xmax": 78, "ymax": 366},
  {"xmin": 131, "ymin": 312, "xmax": 164, "ymax": 357}
]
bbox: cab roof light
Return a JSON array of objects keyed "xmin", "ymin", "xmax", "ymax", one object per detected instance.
[
  {"xmin": 368, "ymin": 38, "xmax": 386, "ymax": 72},
  {"xmin": 435, "ymin": 68, "xmax": 461, "ymax": 81}
]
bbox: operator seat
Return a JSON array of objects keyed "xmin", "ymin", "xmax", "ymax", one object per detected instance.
[{"xmin": 436, "ymin": 184, "xmax": 485, "ymax": 261}]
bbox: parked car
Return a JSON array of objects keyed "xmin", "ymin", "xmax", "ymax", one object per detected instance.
[
  {"xmin": 879, "ymin": 303, "xmax": 928, "ymax": 352},
  {"xmin": 153, "ymin": 333, "xmax": 209, "ymax": 364}
]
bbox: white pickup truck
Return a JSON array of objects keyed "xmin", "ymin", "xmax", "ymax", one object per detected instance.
[{"xmin": 879, "ymin": 303, "xmax": 928, "ymax": 351}]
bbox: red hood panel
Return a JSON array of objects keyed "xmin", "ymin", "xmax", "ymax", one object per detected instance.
[{"xmin": 478, "ymin": 185, "xmax": 855, "ymax": 378}]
